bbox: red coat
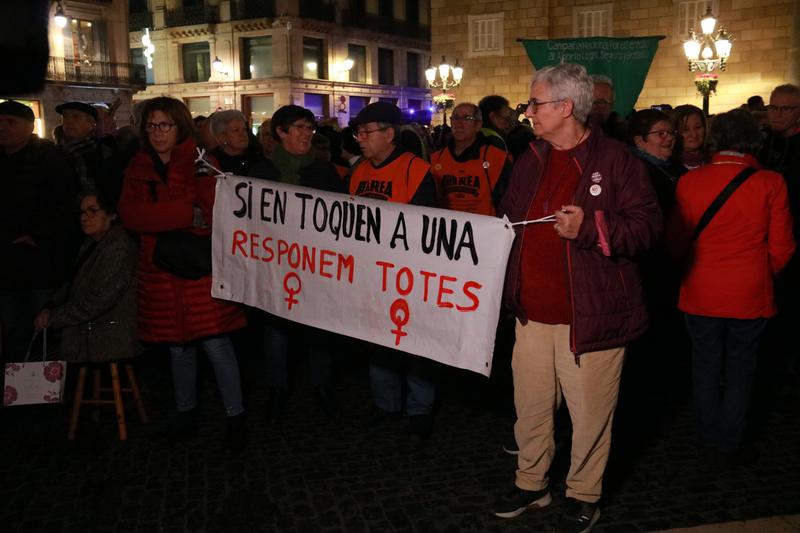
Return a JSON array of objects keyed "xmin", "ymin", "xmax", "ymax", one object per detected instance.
[
  {"xmin": 667, "ymin": 152, "xmax": 795, "ymax": 319},
  {"xmin": 119, "ymin": 139, "xmax": 246, "ymax": 343}
]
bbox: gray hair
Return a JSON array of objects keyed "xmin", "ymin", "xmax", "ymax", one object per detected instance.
[
  {"xmin": 453, "ymin": 102, "xmax": 482, "ymax": 122},
  {"xmin": 591, "ymin": 74, "xmax": 614, "ymax": 90},
  {"xmin": 771, "ymin": 84, "xmax": 800, "ymax": 101},
  {"xmin": 210, "ymin": 110, "xmax": 247, "ymax": 137},
  {"xmin": 533, "ymin": 63, "xmax": 594, "ymax": 124}
]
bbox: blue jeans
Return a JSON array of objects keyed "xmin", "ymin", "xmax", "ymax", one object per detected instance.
[
  {"xmin": 263, "ymin": 317, "xmax": 332, "ymax": 388},
  {"xmin": 369, "ymin": 347, "xmax": 435, "ymax": 416},
  {"xmin": 685, "ymin": 314, "xmax": 767, "ymax": 452},
  {"xmin": 169, "ymin": 335, "xmax": 244, "ymax": 416}
]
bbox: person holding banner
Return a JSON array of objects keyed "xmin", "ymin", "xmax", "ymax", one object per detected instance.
[
  {"xmin": 493, "ymin": 63, "xmax": 661, "ymax": 532},
  {"xmin": 430, "ymin": 102, "xmax": 512, "ymax": 216},
  {"xmin": 348, "ymin": 101, "xmax": 438, "ymax": 444},
  {"xmin": 119, "ymin": 97, "xmax": 248, "ymax": 448},
  {"xmin": 262, "ymin": 104, "xmax": 345, "ymax": 422}
]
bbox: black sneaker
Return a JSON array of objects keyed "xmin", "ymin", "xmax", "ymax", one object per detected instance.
[
  {"xmin": 554, "ymin": 498, "xmax": 600, "ymax": 533},
  {"xmin": 491, "ymin": 486, "xmax": 551, "ymax": 518}
]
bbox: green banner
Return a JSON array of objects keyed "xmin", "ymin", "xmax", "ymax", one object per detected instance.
[{"xmin": 520, "ymin": 36, "xmax": 664, "ymax": 115}]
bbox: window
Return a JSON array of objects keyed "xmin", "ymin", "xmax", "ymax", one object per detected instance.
[
  {"xmin": 348, "ymin": 44, "xmax": 367, "ymax": 83},
  {"xmin": 244, "ymin": 94, "xmax": 275, "ymax": 133},
  {"xmin": 303, "ymin": 37, "xmax": 325, "ymax": 79},
  {"xmin": 574, "ymin": 4, "xmax": 613, "ymax": 37},
  {"xmin": 408, "ymin": 98, "xmax": 423, "ymax": 110},
  {"xmin": 350, "ymin": 96, "xmax": 370, "ymax": 117},
  {"xmin": 675, "ymin": 0, "xmax": 716, "ymax": 40},
  {"xmin": 468, "ymin": 13, "xmax": 503, "ymax": 57},
  {"xmin": 406, "ymin": 0, "xmax": 419, "ymax": 24},
  {"xmin": 378, "ymin": 48, "xmax": 394, "ymax": 85},
  {"xmin": 62, "ymin": 19, "xmax": 108, "ymax": 64},
  {"xmin": 304, "ymin": 93, "xmax": 328, "ymax": 119},
  {"xmin": 242, "ymin": 36, "xmax": 273, "ymax": 79},
  {"xmin": 130, "ymin": 48, "xmax": 155, "ymax": 85},
  {"xmin": 379, "ymin": 0, "xmax": 393, "ymax": 18},
  {"xmin": 182, "ymin": 42, "xmax": 210, "ymax": 83},
  {"xmin": 406, "ymin": 52, "xmax": 420, "ymax": 88},
  {"xmin": 184, "ymin": 96, "xmax": 211, "ymax": 118},
  {"xmin": 378, "ymin": 97, "xmax": 397, "ymax": 105}
]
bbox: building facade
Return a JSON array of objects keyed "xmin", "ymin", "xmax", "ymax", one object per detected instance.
[
  {"xmin": 4, "ymin": 0, "xmax": 143, "ymax": 139},
  {"xmin": 129, "ymin": 0, "xmax": 432, "ymax": 129},
  {"xmin": 431, "ymin": 0, "xmax": 799, "ymax": 115}
]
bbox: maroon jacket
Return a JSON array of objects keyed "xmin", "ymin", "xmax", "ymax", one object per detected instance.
[{"xmin": 499, "ymin": 128, "xmax": 662, "ymax": 355}]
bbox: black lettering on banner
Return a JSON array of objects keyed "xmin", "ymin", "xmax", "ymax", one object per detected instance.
[
  {"xmin": 259, "ymin": 187, "xmax": 287, "ymax": 224},
  {"xmin": 390, "ymin": 212, "xmax": 409, "ymax": 251},
  {"xmin": 294, "ymin": 192, "xmax": 313, "ymax": 230},
  {"xmin": 233, "ymin": 181, "xmax": 251, "ymax": 218},
  {"xmin": 421, "ymin": 216, "xmax": 479, "ymax": 266}
]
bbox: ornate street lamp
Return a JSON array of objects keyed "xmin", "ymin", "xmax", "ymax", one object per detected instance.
[
  {"xmin": 682, "ymin": 7, "xmax": 733, "ymax": 115},
  {"xmin": 425, "ymin": 56, "xmax": 463, "ymax": 126},
  {"xmin": 53, "ymin": 1, "xmax": 68, "ymax": 28}
]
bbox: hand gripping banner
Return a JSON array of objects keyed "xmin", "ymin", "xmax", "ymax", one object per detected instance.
[{"xmin": 211, "ymin": 175, "xmax": 516, "ymax": 377}]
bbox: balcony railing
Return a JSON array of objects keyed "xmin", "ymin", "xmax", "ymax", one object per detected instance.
[
  {"xmin": 299, "ymin": 0, "xmax": 336, "ymax": 23},
  {"xmin": 46, "ymin": 57, "xmax": 147, "ymax": 89},
  {"xmin": 231, "ymin": 0, "xmax": 276, "ymax": 20},
  {"xmin": 165, "ymin": 5, "xmax": 217, "ymax": 27},
  {"xmin": 129, "ymin": 10, "xmax": 152, "ymax": 31},
  {"xmin": 341, "ymin": 10, "xmax": 430, "ymax": 40}
]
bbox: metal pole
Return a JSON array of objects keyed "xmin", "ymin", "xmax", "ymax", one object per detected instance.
[{"xmin": 703, "ymin": 91, "xmax": 709, "ymax": 116}]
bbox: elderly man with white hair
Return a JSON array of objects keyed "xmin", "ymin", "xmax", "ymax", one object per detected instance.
[{"xmin": 493, "ymin": 63, "xmax": 661, "ymax": 532}]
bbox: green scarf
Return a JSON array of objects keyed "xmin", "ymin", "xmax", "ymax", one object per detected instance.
[{"xmin": 271, "ymin": 144, "xmax": 316, "ymax": 186}]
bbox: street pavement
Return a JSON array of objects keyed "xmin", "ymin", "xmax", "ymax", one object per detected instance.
[{"xmin": 1, "ymin": 330, "xmax": 799, "ymax": 533}]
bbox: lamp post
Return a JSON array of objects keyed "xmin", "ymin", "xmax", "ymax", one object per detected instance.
[
  {"xmin": 682, "ymin": 7, "xmax": 733, "ymax": 116},
  {"xmin": 425, "ymin": 56, "xmax": 463, "ymax": 126}
]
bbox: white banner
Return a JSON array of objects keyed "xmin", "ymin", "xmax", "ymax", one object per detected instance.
[{"xmin": 211, "ymin": 175, "xmax": 515, "ymax": 377}]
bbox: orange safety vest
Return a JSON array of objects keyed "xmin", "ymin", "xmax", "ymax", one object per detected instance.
[
  {"xmin": 430, "ymin": 143, "xmax": 508, "ymax": 215},
  {"xmin": 349, "ymin": 151, "xmax": 430, "ymax": 204}
]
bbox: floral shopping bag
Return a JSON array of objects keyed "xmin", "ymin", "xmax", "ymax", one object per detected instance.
[{"xmin": 4, "ymin": 330, "xmax": 66, "ymax": 406}]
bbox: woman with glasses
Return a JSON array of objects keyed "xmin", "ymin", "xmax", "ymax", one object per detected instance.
[
  {"xmin": 118, "ymin": 97, "xmax": 248, "ymax": 447},
  {"xmin": 261, "ymin": 105, "xmax": 344, "ymax": 424},
  {"xmin": 672, "ymin": 105, "xmax": 709, "ymax": 171}
]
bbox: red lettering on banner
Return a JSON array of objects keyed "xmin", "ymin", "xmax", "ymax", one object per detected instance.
[
  {"xmin": 229, "ymin": 230, "xmax": 355, "ymax": 284},
  {"xmin": 374, "ymin": 261, "xmax": 481, "ymax": 313}
]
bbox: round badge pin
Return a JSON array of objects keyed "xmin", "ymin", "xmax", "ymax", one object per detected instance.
[
  {"xmin": 590, "ymin": 184, "xmax": 602, "ymax": 196},
  {"xmin": 482, "ymin": 161, "xmax": 490, "ymax": 169}
]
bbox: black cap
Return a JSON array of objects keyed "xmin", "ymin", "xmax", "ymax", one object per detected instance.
[
  {"xmin": 0, "ymin": 100, "xmax": 35, "ymax": 122},
  {"xmin": 55, "ymin": 101, "xmax": 98, "ymax": 121},
  {"xmin": 350, "ymin": 101, "xmax": 403, "ymax": 127}
]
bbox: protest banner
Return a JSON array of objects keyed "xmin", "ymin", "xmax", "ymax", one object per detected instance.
[{"xmin": 211, "ymin": 175, "xmax": 516, "ymax": 377}]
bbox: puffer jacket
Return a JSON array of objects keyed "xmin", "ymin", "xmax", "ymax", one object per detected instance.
[
  {"xmin": 119, "ymin": 139, "xmax": 246, "ymax": 343},
  {"xmin": 499, "ymin": 128, "xmax": 662, "ymax": 355}
]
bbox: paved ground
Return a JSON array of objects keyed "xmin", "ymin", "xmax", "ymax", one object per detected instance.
[{"xmin": 1, "ymin": 328, "xmax": 799, "ymax": 533}]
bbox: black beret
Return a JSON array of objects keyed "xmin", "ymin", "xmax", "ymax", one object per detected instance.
[
  {"xmin": 55, "ymin": 101, "xmax": 98, "ymax": 121},
  {"xmin": 350, "ymin": 101, "xmax": 403, "ymax": 127},
  {"xmin": 0, "ymin": 100, "xmax": 35, "ymax": 121}
]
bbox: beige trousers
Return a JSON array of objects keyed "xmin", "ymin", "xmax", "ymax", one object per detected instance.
[{"xmin": 512, "ymin": 320, "xmax": 625, "ymax": 503}]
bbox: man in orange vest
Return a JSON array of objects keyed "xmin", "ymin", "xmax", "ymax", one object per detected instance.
[
  {"xmin": 348, "ymin": 101, "xmax": 438, "ymax": 445},
  {"xmin": 431, "ymin": 102, "xmax": 512, "ymax": 215}
]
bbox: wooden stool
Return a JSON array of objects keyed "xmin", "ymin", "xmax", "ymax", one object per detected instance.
[{"xmin": 68, "ymin": 362, "xmax": 148, "ymax": 441}]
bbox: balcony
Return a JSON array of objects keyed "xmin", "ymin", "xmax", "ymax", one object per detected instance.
[
  {"xmin": 231, "ymin": 0, "xmax": 275, "ymax": 20},
  {"xmin": 46, "ymin": 57, "xmax": 147, "ymax": 89},
  {"xmin": 129, "ymin": 10, "xmax": 152, "ymax": 31},
  {"xmin": 164, "ymin": 5, "xmax": 217, "ymax": 27},
  {"xmin": 299, "ymin": 0, "xmax": 336, "ymax": 23},
  {"xmin": 341, "ymin": 11, "xmax": 430, "ymax": 40}
]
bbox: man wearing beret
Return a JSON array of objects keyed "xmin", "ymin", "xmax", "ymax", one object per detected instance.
[
  {"xmin": 348, "ymin": 101, "xmax": 438, "ymax": 445},
  {"xmin": 56, "ymin": 101, "xmax": 123, "ymax": 203},
  {"xmin": 0, "ymin": 100, "xmax": 78, "ymax": 358}
]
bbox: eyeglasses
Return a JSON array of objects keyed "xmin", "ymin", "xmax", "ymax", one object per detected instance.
[
  {"xmin": 353, "ymin": 127, "xmax": 389, "ymax": 140},
  {"xmin": 647, "ymin": 129, "xmax": 678, "ymax": 139},
  {"xmin": 451, "ymin": 115, "xmax": 478, "ymax": 123},
  {"xmin": 766, "ymin": 105, "xmax": 800, "ymax": 113},
  {"xmin": 79, "ymin": 206, "xmax": 102, "ymax": 217},
  {"xmin": 527, "ymin": 98, "xmax": 565, "ymax": 111},
  {"xmin": 145, "ymin": 122, "xmax": 176, "ymax": 133},
  {"xmin": 290, "ymin": 123, "xmax": 316, "ymax": 134}
]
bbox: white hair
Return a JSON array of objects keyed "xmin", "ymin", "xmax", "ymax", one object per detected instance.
[
  {"xmin": 533, "ymin": 63, "xmax": 594, "ymax": 124},
  {"xmin": 210, "ymin": 110, "xmax": 247, "ymax": 136}
]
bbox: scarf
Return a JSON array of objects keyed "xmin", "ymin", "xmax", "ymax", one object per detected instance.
[
  {"xmin": 681, "ymin": 149, "xmax": 708, "ymax": 170},
  {"xmin": 270, "ymin": 144, "xmax": 316, "ymax": 186},
  {"xmin": 633, "ymin": 147, "xmax": 670, "ymax": 167},
  {"xmin": 61, "ymin": 137, "xmax": 99, "ymax": 192}
]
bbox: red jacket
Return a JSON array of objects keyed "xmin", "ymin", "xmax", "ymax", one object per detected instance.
[
  {"xmin": 667, "ymin": 152, "xmax": 795, "ymax": 319},
  {"xmin": 119, "ymin": 139, "xmax": 246, "ymax": 343},
  {"xmin": 499, "ymin": 128, "xmax": 662, "ymax": 355}
]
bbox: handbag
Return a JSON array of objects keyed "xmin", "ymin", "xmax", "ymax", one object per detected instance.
[
  {"xmin": 692, "ymin": 167, "xmax": 758, "ymax": 240},
  {"xmin": 4, "ymin": 329, "xmax": 67, "ymax": 406},
  {"xmin": 153, "ymin": 230, "xmax": 212, "ymax": 280}
]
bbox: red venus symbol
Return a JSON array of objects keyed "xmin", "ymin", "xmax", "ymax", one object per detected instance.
[
  {"xmin": 389, "ymin": 298, "xmax": 410, "ymax": 346},
  {"xmin": 283, "ymin": 272, "xmax": 302, "ymax": 310}
]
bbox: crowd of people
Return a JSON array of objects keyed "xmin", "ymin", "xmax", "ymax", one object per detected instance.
[{"xmin": 1, "ymin": 62, "xmax": 799, "ymax": 532}]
